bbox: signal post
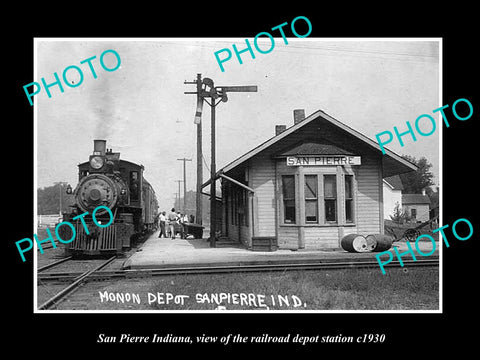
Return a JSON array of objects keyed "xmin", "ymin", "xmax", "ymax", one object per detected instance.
[{"xmin": 185, "ymin": 74, "xmax": 257, "ymax": 247}]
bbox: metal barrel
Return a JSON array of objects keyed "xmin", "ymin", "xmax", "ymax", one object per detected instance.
[
  {"xmin": 340, "ymin": 234, "xmax": 370, "ymax": 253},
  {"xmin": 366, "ymin": 234, "xmax": 393, "ymax": 252}
]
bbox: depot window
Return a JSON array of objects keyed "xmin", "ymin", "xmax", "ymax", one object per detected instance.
[
  {"xmin": 305, "ymin": 175, "xmax": 318, "ymax": 223},
  {"xmin": 282, "ymin": 175, "xmax": 296, "ymax": 224},
  {"xmin": 345, "ymin": 175, "xmax": 354, "ymax": 223},
  {"xmin": 324, "ymin": 175, "xmax": 337, "ymax": 223},
  {"xmin": 280, "ymin": 171, "xmax": 356, "ymax": 226}
]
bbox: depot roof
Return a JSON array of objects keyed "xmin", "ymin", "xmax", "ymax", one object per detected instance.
[
  {"xmin": 276, "ymin": 140, "xmax": 354, "ymax": 157},
  {"xmin": 383, "ymin": 175, "xmax": 404, "ymax": 191},
  {"xmin": 203, "ymin": 109, "xmax": 417, "ymax": 187}
]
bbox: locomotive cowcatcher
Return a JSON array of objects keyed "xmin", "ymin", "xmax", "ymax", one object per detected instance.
[{"xmin": 61, "ymin": 140, "xmax": 158, "ymax": 256}]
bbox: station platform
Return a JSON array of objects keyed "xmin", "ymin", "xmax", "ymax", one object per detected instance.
[{"xmin": 123, "ymin": 230, "xmax": 440, "ymax": 269}]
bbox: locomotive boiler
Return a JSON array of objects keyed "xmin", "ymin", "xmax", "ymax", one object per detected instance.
[{"xmin": 62, "ymin": 139, "xmax": 158, "ymax": 256}]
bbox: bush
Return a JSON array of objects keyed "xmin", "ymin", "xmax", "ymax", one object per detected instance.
[{"xmin": 390, "ymin": 202, "xmax": 410, "ymax": 223}]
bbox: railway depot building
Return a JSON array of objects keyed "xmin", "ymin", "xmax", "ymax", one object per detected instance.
[{"xmin": 205, "ymin": 109, "xmax": 417, "ymax": 251}]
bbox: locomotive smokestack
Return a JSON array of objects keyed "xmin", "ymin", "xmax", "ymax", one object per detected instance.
[{"xmin": 93, "ymin": 139, "xmax": 106, "ymax": 156}]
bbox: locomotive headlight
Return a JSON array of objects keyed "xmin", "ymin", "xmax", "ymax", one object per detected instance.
[{"xmin": 90, "ymin": 156, "xmax": 104, "ymax": 169}]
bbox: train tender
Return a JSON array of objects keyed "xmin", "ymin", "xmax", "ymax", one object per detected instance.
[{"xmin": 61, "ymin": 139, "xmax": 158, "ymax": 256}]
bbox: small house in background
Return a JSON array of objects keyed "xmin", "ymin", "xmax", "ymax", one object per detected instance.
[
  {"xmin": 204, "ymin": 109, "xmax": 417, "ymax": 251},
  {"xmin": 402, "ymin": 190, "xmax": 431, "ymax": 222},
  {"xmin": 383, "ymin": 175, "xmax": 404, "ymax": 219}
]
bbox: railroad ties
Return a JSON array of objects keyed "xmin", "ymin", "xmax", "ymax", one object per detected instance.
[{"xmin": 37, "ymin": 258, "xmax": 439, "ymax": 283}]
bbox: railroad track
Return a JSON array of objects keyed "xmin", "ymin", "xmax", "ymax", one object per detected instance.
[
  {"xmin": 37, "ymin": 243, "xmax": 59, "ymax": 251},
  {"xmin": 37, "ymin": 256, "xmax": 73, "ymax": 272},
  {"xmin": 37, "ymin": 258, "xmax": 439, "ymax": 283},
  {"xmin": 38, "ymin": 256, "xmax": 117, "ymax": 310}
]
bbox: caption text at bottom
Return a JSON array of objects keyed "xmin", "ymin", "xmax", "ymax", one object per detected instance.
[{"xmin": 97, "ymin": 333, "xmax": 385, "ymax": 345}]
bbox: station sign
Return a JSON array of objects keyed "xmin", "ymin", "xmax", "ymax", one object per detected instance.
[{"xmin": 286, "ymin": 155, "xmax": 361, "ymax": 166}]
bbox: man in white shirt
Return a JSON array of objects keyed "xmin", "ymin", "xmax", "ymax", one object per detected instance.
[
  {"xmin": 168, "ymin": 208, "xmax": 178, "ymax": 239},
  {"xmin": 158, "ymin": 211, "xmax": 167, "ymax": 238},
  {"xmin": 179, "ymin": 213, "xmax": 189, "ymax": 239}
]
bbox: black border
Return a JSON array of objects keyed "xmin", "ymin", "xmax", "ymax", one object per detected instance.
[{"xmin": 7, "ymin": 6, "xmax": 478, "ymax": 354}]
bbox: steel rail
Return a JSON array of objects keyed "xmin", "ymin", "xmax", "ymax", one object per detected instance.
[
  {"xmin": 38, "ymin": 256, "xmax": 117, "ymax": 310},
  {"xmin": 37, "ymin": 244, "xmax": 55, "ymax": 250},
  {"xmin": 37, "ymin": 256, "xmax": 73, "ymax": 273},
  {"xmin": 37, "ymin": 258, "xmax": 439, "ymax": 282}
]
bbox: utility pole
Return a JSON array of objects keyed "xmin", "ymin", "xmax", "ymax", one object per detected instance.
[
  {"xmin": 174, "ymin": 180, "xmax": 183, "ymax": 209},
  {"xmin": 177, "ymin": 157, "xmax": 192, "ymax": 214},
  {"xmin": 185, "ymin": 74, "xmax": 257, "ymax": 247},
  {"xmin": 195, "ymin": 74, "xmax": 203, "ymax": 226},
  {"xmin": 185, "ymin": 74, "xmax": 204, "ymax": 227},
  {"xmin": 54, "ymin": 181, "xmax": 64, "ymax": 216}
]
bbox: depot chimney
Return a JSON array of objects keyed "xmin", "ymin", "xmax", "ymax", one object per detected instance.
[
  {"xmin": 275, "ymin": 125, "xmax": 287, "ymax": 136},
  {"xmin": 293, "ymin": 109, "xmax": 305, "ymax": 124}
]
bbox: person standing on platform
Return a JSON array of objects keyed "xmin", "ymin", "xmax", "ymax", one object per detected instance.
[
  {"xmin": 168, "ymin": 208, "xmax": 178, "ymax": 239},
  {"xmin": 158, "ymin": 211, "xmax": 167, "ymax": 238},
  {"xmin": 177, "ymin": 211, "xmax": 184, "ymax": 239},
  {"xmin": 181, "ymin": 213, "xmax": 189, "ymax": 239}
]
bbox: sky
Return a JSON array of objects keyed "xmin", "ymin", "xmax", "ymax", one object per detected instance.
[{"xmin": 35, "ymin": 38, "xmax": 440, "ymax": 210}]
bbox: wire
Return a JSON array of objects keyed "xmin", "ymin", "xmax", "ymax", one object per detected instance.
[
  {"xmin": 202, "ymin": 153, "xmax": 210, "ymax": 173},
  {"xmin": 164, "ymin": 40, "xmax": 438, "ymax": 64}
]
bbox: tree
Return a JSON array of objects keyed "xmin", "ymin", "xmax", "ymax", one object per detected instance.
[
  {"xmin": 399, "ymin": 155, "xmax": 434, "ymax": 194},
  {"xmin": 390, "ymin": 202, "xmax": 410, "ymax": 223},
  {"xmin": 37, "ymin": 183, "xmax": 74, "ymax": 215}
]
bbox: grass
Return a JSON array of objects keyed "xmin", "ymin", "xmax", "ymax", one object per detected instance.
[{"xmin": 89, "ymin": 267, "xmax": 439, "ymax": 311}]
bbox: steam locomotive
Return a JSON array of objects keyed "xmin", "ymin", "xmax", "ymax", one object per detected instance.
[{"xmin": 61, "ymin": 139, "xmax": 158, "ymax": 256}]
